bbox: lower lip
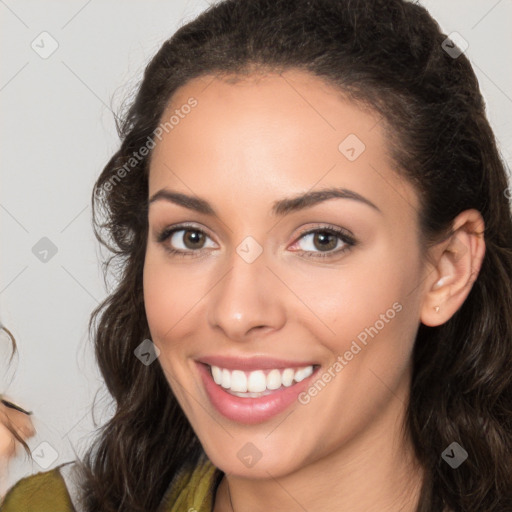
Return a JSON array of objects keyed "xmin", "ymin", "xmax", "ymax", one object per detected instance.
[{"xmin": 196, "ymin": 362, "xmax": 318, "ymax": 424}]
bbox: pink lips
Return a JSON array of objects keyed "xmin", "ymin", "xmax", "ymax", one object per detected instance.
[{"xmin": 196, "ymin": 356, "xmax": 318, "ymax": 424}]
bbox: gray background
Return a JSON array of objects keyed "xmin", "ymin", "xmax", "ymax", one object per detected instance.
[{"xmin": 1, "ymin": 0, "xmax": 511, "ymax": 492}]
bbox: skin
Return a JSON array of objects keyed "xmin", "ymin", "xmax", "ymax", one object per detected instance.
[
  {"xmin": 0, "ymin": 399, "xmax": 35, "ymax": 498},
  {"xmin": 143, "ymin": 69, "xmax": 485, "ymax": 511}
]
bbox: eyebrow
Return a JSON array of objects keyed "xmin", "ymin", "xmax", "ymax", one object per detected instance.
[{"xmin": 148, "ymin": 187, "xmax": 382, "ymax": 216}]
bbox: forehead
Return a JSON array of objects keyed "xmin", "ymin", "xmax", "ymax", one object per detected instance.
[
  {"xmin": 155, "ymin": 70, "xmax": 382, "ymax": 154},
  {"xmin": 148, "ymin": 69, "xmax": 419, "ymax": 219}
]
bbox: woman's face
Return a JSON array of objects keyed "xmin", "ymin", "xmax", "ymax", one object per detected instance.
[{"xmin": 144, "ymin": 70, "xmax": 429, "ymax": 478}]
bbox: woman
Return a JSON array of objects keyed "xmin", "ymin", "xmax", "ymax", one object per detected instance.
[{"xmin": 2, "ymin": 0, "xmax": 511, "ymax": 510}]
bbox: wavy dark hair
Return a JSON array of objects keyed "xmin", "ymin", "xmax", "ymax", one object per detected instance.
[{"xmin": 75, "ymin": 0, "xmax": 512, "ymax": 510}]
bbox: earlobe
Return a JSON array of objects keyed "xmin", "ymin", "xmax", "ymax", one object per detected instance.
[{"xmin": 420, "ymin": 209, "xmax": 486, "ymax": 327}]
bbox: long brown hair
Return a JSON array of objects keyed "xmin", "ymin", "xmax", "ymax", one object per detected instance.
[{"xmin": 76, "ymin": 0, "xmax": 512, "ymax": 510}]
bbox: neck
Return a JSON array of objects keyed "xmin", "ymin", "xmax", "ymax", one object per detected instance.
[{"xmin": 214, "ymin": 376, "xmax": 425, "ymax": 512}]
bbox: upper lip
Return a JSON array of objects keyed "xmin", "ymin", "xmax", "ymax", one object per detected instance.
[{"xmin": 197, "ymin": 355, "xmax": 318, "ymax": 371}]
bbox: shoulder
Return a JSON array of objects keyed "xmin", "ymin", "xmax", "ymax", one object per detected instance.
[
  {"xmin": 1, "ymin": 463, "xmax": 74, "ymax": 511},
  {"xmin": 161, "ymin": 456, "xmax": 223, "ymax": 512}
]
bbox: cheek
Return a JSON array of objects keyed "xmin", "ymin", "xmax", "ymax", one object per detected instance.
[
  {"xmin": 143, "ymin": 261, "xmax": 170, "ymax": 339},
  {"xmin": 284, "ymin": 255, "xmax": 421, "ymax": 404},
  {"xmin": 143, "ymin": 258, "xmax": 202, "ymax": 402},
  {"xmin": 143, "ymin": 253, "xmax": 213, "ymax": 354},
  {"xmin": 280, "ymin": 249, "xmax": 414, "ymax": 354}
]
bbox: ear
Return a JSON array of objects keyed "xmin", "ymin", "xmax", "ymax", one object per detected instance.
[{"xmin": 420, "ymin": 209, "xmax": 486, "ymax": 327}]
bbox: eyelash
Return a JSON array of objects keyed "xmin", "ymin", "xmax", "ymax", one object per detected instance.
[{"xmin": 156, "ymin": 223, "xmax": 357, "ymax": 260}]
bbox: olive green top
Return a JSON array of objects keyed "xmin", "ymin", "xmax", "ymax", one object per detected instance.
[{"xmin": 0, "ymin": 457, "xmax": 221, "ymax": 511}]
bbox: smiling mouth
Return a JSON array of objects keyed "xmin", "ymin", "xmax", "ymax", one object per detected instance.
[{"xmin": 207, "ymin": 364, "xmax": 320, "ymax": 397}]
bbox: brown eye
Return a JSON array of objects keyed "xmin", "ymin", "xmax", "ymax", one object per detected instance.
[
  {"xmin": 312, "ymin": 231, "xmax": 338, "ymax": 251},
  {"xmin": 290, "ymin": 226, "xmax": 356, "ymax": 259},
  {"xmin": 182, "ymin": 229, "xmax": 206, "ymax": 249},
  {"xmin": 158, "ymin": 226, "xmax": 217, "ymax": 255},
  {"xmin": 296, "ymin": 230, "xmax": 345, "ymax": 253}
]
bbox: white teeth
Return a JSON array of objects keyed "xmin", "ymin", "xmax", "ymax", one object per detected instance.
[
  {"xmin": 294, "ymin": 366, "xmax": 313, "ymax": 382},
  {"xmin": 247, "ymin": 370, "xmax": 267, "ymax": 393},
  {"xmin": 221, "ymin": 369, "xmax": 231, "ymax": 389},
  {"xmin": 209, "ymin": 364, "xmax": 315, "ymax": 394},
  {"xmin": 266, "ymin": 369, "xmax": 282, "ymax": 390},
  {"xmin": 230, "ymin": 370, "xmax": 247, "ymax": 392},
  {"xmin": 304, "ymin": 365, "xmax": 314, "ymax": 379},
  {"xmin": 281, "ymin": 368, "xmax": 295, "ymax": 387},
  {"xmin": 212, "ymin": 366, "xmax": 222, "ymax": 385}
]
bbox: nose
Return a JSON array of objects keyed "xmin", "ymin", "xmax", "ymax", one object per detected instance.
[{"xmin": 207, "ymin": 247, "xmax": 286, "ymax": 342}]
